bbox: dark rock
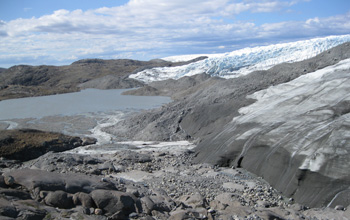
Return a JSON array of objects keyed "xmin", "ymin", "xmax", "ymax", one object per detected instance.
[
  {"xmin": 73, "ymin": 192, "xmax": 94, "ymax": 208},
  {"xmin": 44, "ymin": 191, "xmax": 74, "ymax": 209},
  {"xmin": 0, "ymin": 198, "xmax": 18, "ymax": 218},
  {"xmin": 0, "ymin": 189, "xmax": 31, "ymax": 200},
  {"xmin": 91, "ymin": 190, "xmax": 138, "ymax": 217},
  {"xmin": 15, "ymin": 200, "xmax": 47, "ymax": 220},
  {"xmin": 0, "ymin": 129, "xmax": 95, "ymax": 161},
  {"xmin": 149, "ymin": 195, "xmax": 174, "ymax": 212},
  {"xmin": 0, "ymin": 175, "xmax": 7, "ymax": 188}
]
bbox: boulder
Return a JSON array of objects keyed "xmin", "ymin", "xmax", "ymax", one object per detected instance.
[
  {"xmin": 0, "ymin": 197, "xmax": 18, "ymax": 218},
  {"xmin": 73, "ymin": 192, "xmax": 95, "ymax": 208},
  {"xmin": 5, "ymin": 169, "xmax": 116, "ymax": 193},
  {"xmin": 3, "ymin": 175, "xmax": 14, "ymax": 186},
  {"xmin": 44, "ymin": 191, "xmax": 74, "ymax": 209},
  {"xmin": 140, "ymin": 197, "xmax": 155, "ymax": 215},
  {"xmin": 11, "ymin": 200, "xmax": 48, "ymax": 220},
  {"xmin": 209, "ymin": 193, "xmax": 251, "ymax": 217},
  {"xmin": 91, "ymin": 190, "xmax": 138, "ymax": 218},
  {"xmin": 0, "ymin": 189, "xmax": 31, "ymax": 200},
  {"xmin": 179, "ymin": 193, "xmax": 207, "ymax": 208}
]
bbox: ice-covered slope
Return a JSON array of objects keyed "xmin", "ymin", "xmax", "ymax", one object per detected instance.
[
  {"xmin": 129, "ymin": 35, "xmax": 350, "ymax": 83},
  {"xmin": 195, "ymin": 58, "xmax": 350, "ymax": 207}
]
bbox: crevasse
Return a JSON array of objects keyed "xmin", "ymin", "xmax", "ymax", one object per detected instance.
[{"xmin": 129, "ymin": 35, "xmax": 350, "ymax": 83}]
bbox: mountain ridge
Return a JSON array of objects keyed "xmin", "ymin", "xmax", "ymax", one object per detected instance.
[{"xmin": 0, "ymin": 57, "xmax": 206, "ymax": 101}]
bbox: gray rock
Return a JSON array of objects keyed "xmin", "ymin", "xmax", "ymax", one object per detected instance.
[
  {"xmin": 3, "ymin": 175, "xmax": 14, "ymax": 186},
  {"xmin": 73, "ymin": 192, "xmax": 94, "ymax": 208},
  {"xmin": 91, "ymin": 190, "xmax": 138, "ymax": 217},
  {"xmin": 0, "ymin": 189, "xmax": 31, "ymax": 200},
  {"xmin": 0, "ymin": 198, "xmax": 18, "ymax": 218},
  {"xmin": 141, "ymin": 197, "xmax": 155, "ymax": 215},
  {"xmin": 5, "ymin": 169, "xmax": 117, "ymax": 193},
  {"xmin": 44, "ymin": 190, "xmax": 74, "ymax": 209},
  {"xmin": 179, "ymin": 193, "xmax": 207, "ymax": 208},
  {"xmin": 149, "ymin": 195, "xmax": 174, "ymax": 212}
]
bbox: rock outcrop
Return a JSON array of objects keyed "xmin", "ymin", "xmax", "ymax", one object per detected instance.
[
  {"xmin": 0, "ymin": 129, "xmax": 96, "ymax": 161},
  {"xmin": 1, "ymin": 148, "xmax": 348, "ymax": 219}
]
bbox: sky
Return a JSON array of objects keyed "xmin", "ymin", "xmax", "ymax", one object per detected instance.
[{"xmin": 0, "ymin": 0, "xmax": 349, "ymax": 68}]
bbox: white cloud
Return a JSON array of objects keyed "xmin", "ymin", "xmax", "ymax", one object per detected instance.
[{"xmin": 0, "ymin": 0, "xmax": 349, "ymax": 67}]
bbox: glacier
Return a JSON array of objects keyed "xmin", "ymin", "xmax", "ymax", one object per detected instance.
[
  {"xmin": 129, "ymin": 35, "xmax": 350, "ymax": 83},
  {"xmin": 194, "ymin": 57, "xmax": 350, "ymax": 207},
  {"xmin": 236, "ymin": 58, "xmax": 350, "ymax": 177}
]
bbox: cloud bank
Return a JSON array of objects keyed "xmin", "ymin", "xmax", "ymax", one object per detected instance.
[{"xmin": 0, "ymin": 0, "xmax": 349, "ymax": 67}]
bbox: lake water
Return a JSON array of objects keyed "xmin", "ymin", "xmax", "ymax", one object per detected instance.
[
  {"xmin": 0, "ymin": 89, "xmax": 195, "ymax": 154},
  {"xmin": 0, "ymin": 89, "xmax": 171, "ymax": 120}
]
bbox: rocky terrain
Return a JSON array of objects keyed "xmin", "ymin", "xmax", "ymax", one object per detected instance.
[
  {"xmin": 1, "ymin": 136, "xmax": 349, "ymax": 219},
  {"xmin": 0, "ymin": 57, "xmax": 206, "ymax": 101},
  {"xmin": 1, "ymin": 39, "xmax": 350, "ymax": 219}
]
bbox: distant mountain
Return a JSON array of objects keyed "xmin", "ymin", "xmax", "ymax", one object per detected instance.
[
  {"xmin": 0, "ymin": 67, "xmax": 6, "ymax": 74},
  {"xmin": 129, "ymin": 35, "xmax": 350, "ymax": 82},
  {"xmin": 0, "ymin": 57, "xmax": 206, "ymax": 101}
]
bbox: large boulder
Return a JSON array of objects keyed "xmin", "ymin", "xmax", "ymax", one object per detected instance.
[
  {"xmin": 44, "ymin": 190, "xmax": 74, "ymax": 209},
  {"xmin": 90, "ymin": 190, "xmax": 139, "ymax": 218},
  {"xmin": 4, "ymin": 169, "xmax": 116, "ymax": 193}
]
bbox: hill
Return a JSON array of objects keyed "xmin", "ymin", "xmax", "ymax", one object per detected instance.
[{"xmin": 0, "ymin": 57, "xmax": 206, "ymax": 101}]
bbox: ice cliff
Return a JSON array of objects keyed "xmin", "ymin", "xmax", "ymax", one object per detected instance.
[{"xmin": 130, "ymin": 35, "xmax": 350, "ymax": 83}]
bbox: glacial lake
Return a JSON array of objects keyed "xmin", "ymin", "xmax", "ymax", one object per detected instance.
[{"xmin": 0, "ymin": 89, "xmax": 171, "ymax": 120}]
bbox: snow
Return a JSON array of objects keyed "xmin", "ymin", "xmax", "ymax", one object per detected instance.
[{"xmin": 130, "ymin": 35, "xmax": 350, "ymax": 83}]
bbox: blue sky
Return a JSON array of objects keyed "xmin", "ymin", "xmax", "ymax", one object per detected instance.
[{"xmin": 0, "ymin": 0, "xmax": 349, "ymax": 67}]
